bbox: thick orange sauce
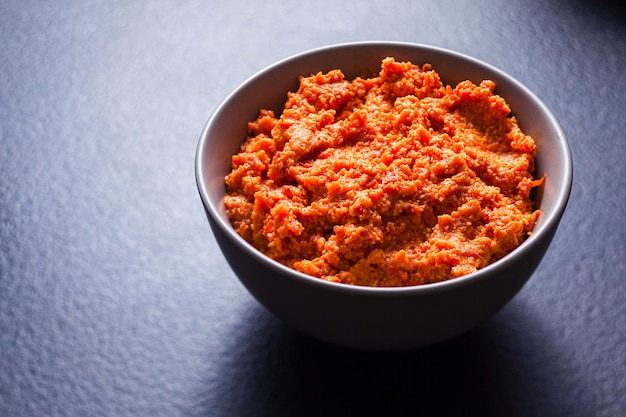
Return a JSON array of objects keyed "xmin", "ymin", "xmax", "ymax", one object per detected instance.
[{"xmin": 224, "ymin": 58, "xmax": 541, "ymax": 287}]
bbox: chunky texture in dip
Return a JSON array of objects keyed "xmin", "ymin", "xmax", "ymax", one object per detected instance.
[{"xmin": 224, "ymin": 58, "xmax": 543, "ymax": 287}]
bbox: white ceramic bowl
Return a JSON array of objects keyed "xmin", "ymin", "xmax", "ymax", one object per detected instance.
[{"xmin": 195, "ymin": 42, "xmax": 572, "ymax": 350}]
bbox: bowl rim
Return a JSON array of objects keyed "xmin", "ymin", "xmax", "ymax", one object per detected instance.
[{"xmin": 195, "ymin": 41, "xmax": 573, "ymax": 297}]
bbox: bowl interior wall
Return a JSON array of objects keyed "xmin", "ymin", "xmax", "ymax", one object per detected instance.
[{"xmin": 199, "ymin": 42, "xmax": 570, "ymax": 256}]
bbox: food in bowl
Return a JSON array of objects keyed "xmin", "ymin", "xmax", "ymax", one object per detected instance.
[{"xmin": 224, "ymin": 57, "xmax": 544, "ymax": 287}]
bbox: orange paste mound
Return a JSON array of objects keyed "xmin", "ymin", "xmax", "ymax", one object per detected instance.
[{"xmin": 224, "ymin": 58, "xmax": 542, "ymax": 287}]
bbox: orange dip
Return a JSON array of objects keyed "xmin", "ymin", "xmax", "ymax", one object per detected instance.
[{"xmin": 224, "ymin": 58, "xmax": 542, "ymax": 287}]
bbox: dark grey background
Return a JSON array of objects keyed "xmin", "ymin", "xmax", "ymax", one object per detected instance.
[{"xmin": 1, "ymin": 0, "xmax": 624, "ymax": 416}]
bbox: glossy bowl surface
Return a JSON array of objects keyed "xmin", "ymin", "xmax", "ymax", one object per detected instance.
[{"xmin": 195, "ymin": 42, "xmax": 572, "ymax": 350}]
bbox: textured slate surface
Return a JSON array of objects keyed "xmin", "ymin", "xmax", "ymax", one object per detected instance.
[{"xmin": 1, "ymin": 0, "xmax": 624, "ymax": 416}]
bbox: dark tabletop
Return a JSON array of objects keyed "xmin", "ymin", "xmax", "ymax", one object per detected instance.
[{"xmin": 1, "ymin": 0, "xmax": 625, "ymax": 416}]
